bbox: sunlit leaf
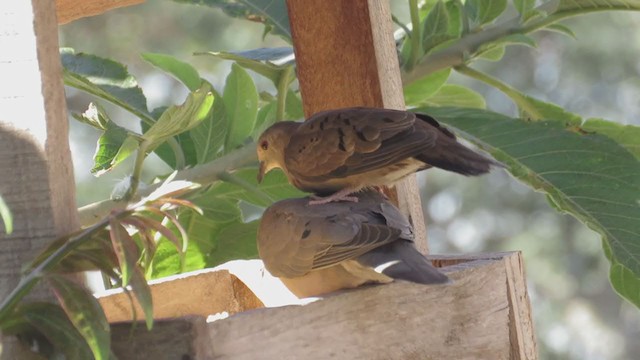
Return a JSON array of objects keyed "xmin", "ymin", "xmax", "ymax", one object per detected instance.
[
  {"xmin": 421, "ymin": 107, "xmax": 640, "ymax": 307},
  {"xmin": 610, "ymin": 261, "xmax": 640, "ymax": 308},
  {"xmin": 109, "ymin": 219, "xmax": 140, "ymax": 286},
  {"xmin": 142, "ymin": 82, "xmax": 214, "ymax": 151},
  {"xmin": 196, "ymin": 50, "xmax": 289, "ymax": 84},
  {"xmin": 223, "ymin": 64, "xmax": 259, "ymax": 150},
  {"xmin": 141, "ymin": 53, "xmax": 201, "ymax": 91},
  {"xmin": 582, "ymin": 118, "xmax": 640, "ymax": 160},
  {"xmin": 403, "ymin": 68, "xmax": 451, "ymax": 105},
  {"xmin": 190, "ymin": 87, "xmax": 227, "ymax": 163},
  {"xmin": 61, "ymin": 48, "xmax": 149, "ymax": 121},
  {"xmin": 206, "ymin": 220, "xmax": 260, "ymax": 266},
  {"xmin": 49, "ymin": 277, "xmax": 110, "ymax": 360},
  {"xmin": 421, "ymin": 84, "xmax": 486, "ymax": 109},
  {"xmin": 208, "ymin": 168, "xmax": 304, "ymax": 207},
  {"xmin": 91, "ymin": 124, "xmax": 139, "ymax": 176},
  {"xmin": 544, "ymin": 23, "xmax": 577, "ymax": 38}
]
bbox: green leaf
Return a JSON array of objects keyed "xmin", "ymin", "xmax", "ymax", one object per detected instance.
[
  {"xmin": 150, "ymin": 197, "xmax": 242, "ymax": 278},
  {"xmin": 610, "ymin": 261, "xmax": 640, "ymax": 308},
  {"xmin": 0, "ymin": 194, "xmax": 12, "ymax": 235},
  {"xmin": 285, "ymin": 90, "xmax": 304, "ymax": 119},
  {"xmin": 196, "ymin": 48, "xmax": 293, "ymax": 85},
  {"xmin": 403, "ymin": 68, "xmax": 451, "ymax": 105},
  {"xmin": 555, "ymin": 0, "xmax": 640, "ymax": 14},
  {"xmin": 142, "ymin": 82, "xmax": 215, "ymax": 151},
  {"xmin": 445, "ymin": 0, "xmax": 463, "ymax": 37},
  {"xmin": 477, "ymin": 45, "xmax": 506, "ymax": 62},
  {"xmin": 582, "ymin": 119, "xmax": 640, "ymax": 160},
  {"xmin": 109, "ymin": 220, "xmax": 140, "ymax": 287},
  {"xmin": 422, "ymin": 1, "xmax": 452, "ymax": 54},
  {"xmin": 420, "ymin": 107, "xmax": 640, "ymax": 307},
  {"xmin": 513, "ymin": 0, "xmax": 536, "ymax": 17},
  {"xmin": 49, "ymin": 276, "xmax": 110, "ymax": 360},
  {"xmin": 91, "ymin": 123, "xmax": 139, "ymax": 176},
  {"xmin": 476, "ymin": 34, "xmax": 536, "ymax": 62},
  {"xmin": 545, "ymin": 23, "xmax": 577, "ymax": 38},
  {"xmin": 190, "ymin": 87, "xmax": 227, "ymax": 164},
  {"xmin": 141, "ymin": 53, "xmax": 201, "ymax": 91},
  {"xmin": 223, "ymin": 64, "xmax": 259, "ymax": 150},
  {"xmin": 130, "ymin": 265, "xmax": 154, "ymax": 330},
  {"xmin": 61, "ymin": 48, "xmax": 150, "ymax": 122},
  {"xmin": 253, "ymin": 102, "xmax": 278, "ymax": 139},
  {"xmin": 422, "ymin": 84, "xmax": 486, "ymax": 109},
  {"xmin": 465, "ymin": 0, "xmax": 507, "ymax": 25},
  {"xmin": 173, "ymin": 0, "xmax": 292, "ymax": 41},
  {"xmin": 20, "ymin": 302, "xmax": 94, "ymax": 360},
  {"xmin": 209, "ymin": 168, "xmax": 304, "ymax": 207},
  {"xmin": 206, "ymin": 220, "xmax": 260, "ymax": 266},
  {"xmin": 144, "ymin": 107, "xmax": 200, "ymax": 168},
  {"xmin": 517, "ymin": 95, "xmax": 582, "ymax": 125}
]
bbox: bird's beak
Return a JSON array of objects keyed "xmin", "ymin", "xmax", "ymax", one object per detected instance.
[{"xmin": 257, "ymin": 161, "xmax": 266, "ymax": 183}]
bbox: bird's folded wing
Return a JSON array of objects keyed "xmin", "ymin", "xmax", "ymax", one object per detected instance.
[{"xmin": 285, "ymin": 108, "xmax": 417, "ymax": 178}]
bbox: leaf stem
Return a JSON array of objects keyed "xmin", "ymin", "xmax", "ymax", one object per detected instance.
[
  {"xmin": 454, "ymin": 64, "xmax": 542, "ymax": 119},
  {"xmin": 125, "ymin": 144, "xmax": 149, "ymax": 201},
  {"xmin": 275, "ymin": 65, "xmax": 295, "ymax": 121},
  {"xmin": 407, "ymin": 0, "xmax": 422, "ymax": 71},
  {"xmin": 78, "ymin": 143, "xmax": 258, "ymax": 226}
]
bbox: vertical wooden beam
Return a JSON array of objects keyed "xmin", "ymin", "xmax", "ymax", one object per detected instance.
[
  {"xmin": 0, "ymin": 0, "xmax": 79, "ymax": 356},
  {"xmin": 286, "ymin": 0, "xmax": 428, "ymax": 252}
]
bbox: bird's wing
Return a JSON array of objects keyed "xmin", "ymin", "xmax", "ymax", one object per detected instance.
[
  {"xmin": 257, "ymin": 192, "xmax": 403, "ymax": 278},
  {"xmin": 284, "ymin": 107, "xmax": 417, "ymax": 178}
]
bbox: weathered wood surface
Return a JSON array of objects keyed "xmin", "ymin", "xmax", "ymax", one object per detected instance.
[
  {"xmin": 56, "ymin": 0, "xmax": 145, "ymax": 24},
  {"xmin": 110, "ymin": 252, "xmax": 537, "ymax": 360},
  {"xmin": 0, "ymin": 0, "xmax": 80, "ymax": 357},
  {"xmin": 97, "ymin": 268, "xmax": 264, "ymax": 323},
  {"xmin": 286, "ymin": 0, "xmax": 429, "ymax": 253}
]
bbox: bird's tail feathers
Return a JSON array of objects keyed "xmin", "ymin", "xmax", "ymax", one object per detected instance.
[{"xmin": 357, "ymin": 241, "xmax": 450, "ymax": 285}]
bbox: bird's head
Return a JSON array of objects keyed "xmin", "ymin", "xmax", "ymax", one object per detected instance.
[{"xmin": 256, "ymin": 121, "xmax": 299, "ymax": 183}]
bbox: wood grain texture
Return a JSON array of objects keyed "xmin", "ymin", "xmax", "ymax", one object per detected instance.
[
  {"xmin": 0, "ymin": 0, "xmax": 79, "ymax": 357},
  {"xmin": 98, "ymin": 269, "xmax": 264, "ymax": 322},
  {"xmin": 286, "ymin": 0, "xmax": 428, "ymax": 252},
  {"xmin": 203, "ymin": 252, "xmax": 531, "ymax": 360},
  {"xmin": 55, "ymin": 0, "xmax": 145, "ymax": 24}
]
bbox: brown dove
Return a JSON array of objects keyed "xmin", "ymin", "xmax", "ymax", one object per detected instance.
[
  {"xmin": 257, "ymin": 190, "xmax": 449, "ymax": 298},
  {"xmin": 256, "ymin": 107, "xmax": 498, "ymax": 204}
]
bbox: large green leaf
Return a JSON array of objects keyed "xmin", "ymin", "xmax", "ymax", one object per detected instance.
[
  {"xmin": 465, "ymin": 0, "xmax": 507, "ymax": 25},
  {"xmin": 61, "ymin": 48, "xmax": 150, "ymax": 121},
  {"xmin": 223, "ymin": 64, "xmax": 259, "ymax": 150},
  {"xmin": 554, "ymin": 0, "xmax": 640, "ymax": 14},
  {"xmin": 206, "ymin": 220, "xmax": 260, "ymax": 266},
  {"xmin": 421, "ymin": 84, "xmax": 486, "ymax": 109},
  {"xmin": 582, "ymin": 118, "xmax": 640, "ymax": 160},
  {"xmin": 144, "ymin": 107, "xmax": 200, "ymax": 168},
  {"xmin": 420, "ymin": 107, "xmax": 640, "ymax": 307},
  {"xmin": 403, "ymin": 68, "xmax": 451, "ymax": 106},
  {"xmin": 174, "ymin": 0, "xmax": 291, "ymax": 41},
  {"xmin": 142, "ymin": 82, "xmax": 214, "ymax": 151},
  {"xmin": 20, "ymin": 302, "xmax": 94, "ymax": 360},
  {"xmin": 422, "ymin": 0, "xmax": 452, "ymax": 54},
  {"xmin": 49, "ymin": 277, "xmax": 110, "ymax": 360},
  {"xmin": 141, "ymin": 53, "xmax": 201, "ymax": 91},
  {"xmin": 190, "ymin": 87, "xmax": 228, "ymax": 164}
]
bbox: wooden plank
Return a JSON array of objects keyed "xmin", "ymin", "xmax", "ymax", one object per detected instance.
[
  {"xmin": 285, "ymin": 0, "xmax": 429, "ymax": 252},
  {"xmin": 0, "ymin": 0, "xmax": 80, "ymax": 357},
  {"xmin": 97, "ymin": 268, "xmax": 264, "ymax": 322},
  {"xmin": 203, "ymin": 253, "xmax": 530, "ymax": 359},
  {"xmin": 110, "ymin": 252, "xmax": 536, "ymax": 359},
  {"xmin": 55, "ymin": 0, "xmax": 145, "ymax": 24}
]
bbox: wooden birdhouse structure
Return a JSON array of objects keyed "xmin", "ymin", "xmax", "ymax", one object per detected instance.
[{"xmin": 0, "ymin": 0, "xmax": 537, "ymax": 359}]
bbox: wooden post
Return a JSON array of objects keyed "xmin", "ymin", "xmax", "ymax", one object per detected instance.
[
  {"xmin": 55, "ymin": 0, "xmax": 145, "ymax": 24},
  {"xmin": 0, "ymin": 0, "xmax": 79, "ymax": 357},
  {"xmin": 286, "ymin": 0, "xmax": 429, "ymax": 253}
]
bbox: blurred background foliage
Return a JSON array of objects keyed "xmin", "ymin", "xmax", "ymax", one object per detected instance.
[{"xmin": 60, "ymin": 1, "xmax": 640, "ymax": 359}]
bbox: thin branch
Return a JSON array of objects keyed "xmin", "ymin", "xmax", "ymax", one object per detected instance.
[{"xmin": 78, "ymin": 143, "xmax": 258, "ymax": 226}]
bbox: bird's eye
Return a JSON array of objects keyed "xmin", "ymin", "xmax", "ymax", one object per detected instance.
[{"xmin": 260, "ymin": 140, "xmax": 269, "ymax": 150}]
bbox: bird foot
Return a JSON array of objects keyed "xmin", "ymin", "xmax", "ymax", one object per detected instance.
[{"xmin": 308, "ymin": 191, "xmax": 359, "ymax": 205}]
